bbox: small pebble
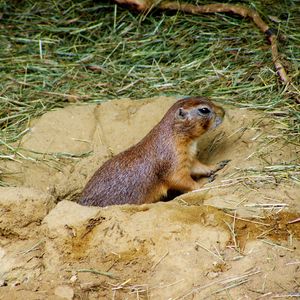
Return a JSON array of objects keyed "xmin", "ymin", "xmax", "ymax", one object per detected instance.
[
  {"xmin": 69, "ymin": 275, "xmax": 78, "ymax": 283},
  {"xmin": 206, "ymin": 271, "xmax": 219, "ymax": 279},
  {"xmin": 54, "ymin": 285, "xmax": 74, "ymax": 300},
  {"xmin": 0, "ymin": 279, "xmax": 7, "ymax": 287},
  {"xmin": 80, "ymin": 282, "xmax": 100, "ymax": 291}
]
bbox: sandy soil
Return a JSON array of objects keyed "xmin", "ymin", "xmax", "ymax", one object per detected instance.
[{"xmin": 0, "ymin": 96, "xmax": 299, "ymax": 299}]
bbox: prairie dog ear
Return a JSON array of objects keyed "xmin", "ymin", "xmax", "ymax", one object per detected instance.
[{"xmin": 176, "ymin": 107, "xmax": 188, "ymax": 120}]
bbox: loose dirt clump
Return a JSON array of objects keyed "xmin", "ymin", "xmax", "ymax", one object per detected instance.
[{"xmin": 0, "ymin": 96, "xmax": 299, "ymax": 299}]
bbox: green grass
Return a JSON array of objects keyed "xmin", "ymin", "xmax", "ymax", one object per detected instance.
[{"xmin": 0, "ymin": 0, "xmax": 299, "ymax": 184}]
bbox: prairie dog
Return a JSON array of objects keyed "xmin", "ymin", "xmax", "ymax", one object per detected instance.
[{"xmin": 79, "ymin": 97, "xmax": 225, "ymax": 207}]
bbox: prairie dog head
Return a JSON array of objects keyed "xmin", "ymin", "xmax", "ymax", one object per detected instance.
[{"xmin": 173, "ymin": 97, "xmax": 225, "ymax": 139}]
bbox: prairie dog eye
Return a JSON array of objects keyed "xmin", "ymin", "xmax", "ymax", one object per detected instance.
[{"xmin": 198, "ymin": 107, "xmax": 211, "ymax": 115}]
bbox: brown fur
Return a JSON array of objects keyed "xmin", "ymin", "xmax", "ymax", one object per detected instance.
[{"xmin": 79, "ymin": 97, "xmax": 225, "ymax": 207}]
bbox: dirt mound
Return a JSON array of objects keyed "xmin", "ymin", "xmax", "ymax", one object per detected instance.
[{"xmin": 0, "ymin": 96, "xmax": 299, "ymax": 299}]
